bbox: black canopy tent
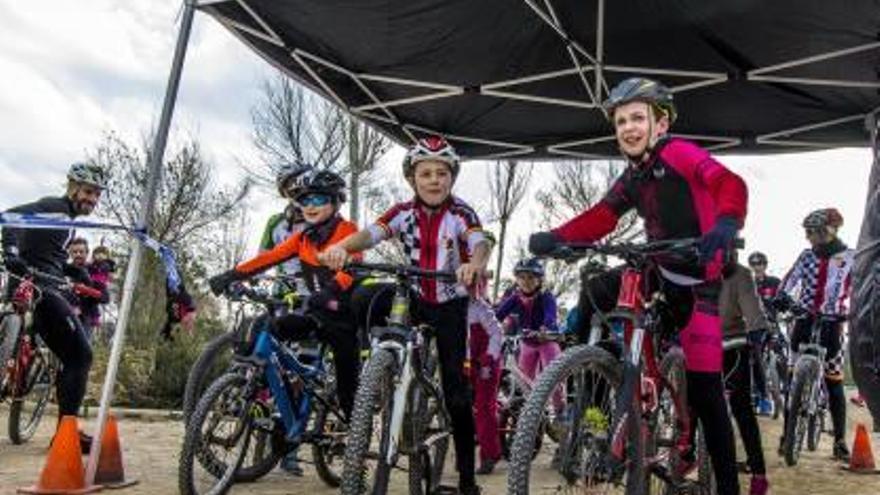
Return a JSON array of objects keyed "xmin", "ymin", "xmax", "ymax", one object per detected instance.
[
  {"xmin": 193, "ymin": 0, "xmax": 880, "ymax": 427},
  {"xmin": 198, "ymin": 0, "xmax": 879, "ymax": 159}
]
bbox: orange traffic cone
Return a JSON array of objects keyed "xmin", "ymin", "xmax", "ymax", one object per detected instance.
[
  {"xmin": 18, "ymin": 416, "xmax": 101, "ymax": 494},
  {"xmin": 93, "ymin": 414, "xmax": 138, "ymax": 489},
  {"xmin": 844, "ymin": 422, "xmax": 880, "ymax": 474}
]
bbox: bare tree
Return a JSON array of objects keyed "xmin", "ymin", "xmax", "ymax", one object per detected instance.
[
  {"xmin": 89, "ymin": 130, "xmax": 249, "ymax": 348},
  {"xmin": 534, "ymin": 160, "xmax": 643, "ymax": 301},
  {"xmin": 251, "ymin": 74, "xmax": 346, "ymax": 175},
  {"xmin": 487, "ymin": 160, "xmax": 533, "ymax": 299},
  {"xmin": 250, "ymin": 73, "xmax": 389, "ymax": 223},
  {"xmin": 345, "ymin": 119, "xmax": 390, "ymax": 224}
]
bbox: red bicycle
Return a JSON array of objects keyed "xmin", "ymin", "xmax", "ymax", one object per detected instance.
[
  {"xmin": 507, "ymin": 238, "xmax": 717, "ymax": 495},
  {"xmin": 1, "ymin": 268, "xmax": 100, "ymax": 443}
]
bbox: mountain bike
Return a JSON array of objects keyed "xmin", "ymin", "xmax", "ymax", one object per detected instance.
[
  {"xmin": 508, "ymin": 238, "xmax": 716, "ymax": 495},
  {"xmin": 1, "ymin": 268, "xmax": 91, "ymax": 444},
  {"xmin": 496, "ymin": 329, "xmax": 568, "ymax": 461},
  {"xmin": 781, "ymin": 310, "xmax": 838, "ymax": 466},
  {"xmin": 178, "ymin": 281, "xmax": 346, "ymax": 495},
  {"xmin": 182, "ymin": 275, "xmax": 302, "ymax": 422},
  {"xmin": 340, "ymin": 262, "xmax": 452, "ymax": 495}
]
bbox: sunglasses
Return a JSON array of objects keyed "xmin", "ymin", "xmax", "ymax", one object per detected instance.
[
  {"xmin": 297, "ymin": 194, "xmax": 332, "ymax": 207},
  {"xmin": 805, "ymin": 227, "xmax": 824, "ymax": 236}
]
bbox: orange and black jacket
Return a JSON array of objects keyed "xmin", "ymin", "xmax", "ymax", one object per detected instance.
[{"xmin": 235, "ymin": 215, "xmax": 361, "ymax": 296}]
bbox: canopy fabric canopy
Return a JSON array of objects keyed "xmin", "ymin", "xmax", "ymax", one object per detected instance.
[
  {"xmin": 198, "ymin": 0, "xmax": 880, "ymax": 422},
  {"xmin": 199, "ymin": 0, "xmax": 880, "ymax": 160}
]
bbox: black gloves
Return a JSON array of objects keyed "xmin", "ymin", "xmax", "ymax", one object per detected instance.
[
  {"xmin": 698, "ymin": 216, "xmax": 739, "ymax": 264},
  {"xmin": 63, "ymin": 263, "xmax": 91, "ymax": 283},
  {"xmin": 208, "ymin": 269, "xmax": 243, "ymax": 296},
  {"xmin": 529, "ymin": 231, "xmax": 561, "ymax": 256},
  {"xmin": 3, "ymin": 253, "xmax": 28, "ymax": 276}
]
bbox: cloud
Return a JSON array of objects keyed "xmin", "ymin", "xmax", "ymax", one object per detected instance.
[{"xmin": 0, "ymin": 0, "xmax": 272, "ymax": 209}]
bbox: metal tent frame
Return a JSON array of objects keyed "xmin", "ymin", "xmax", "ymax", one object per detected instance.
[{"xmin": 200, "ymin": 0, "xmax": 879, "ymax": 159}]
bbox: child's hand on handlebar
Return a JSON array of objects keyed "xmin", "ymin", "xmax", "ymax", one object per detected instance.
[{"xmin": 319, "ymin": 245, "xmax": 348, "ymax": 271}]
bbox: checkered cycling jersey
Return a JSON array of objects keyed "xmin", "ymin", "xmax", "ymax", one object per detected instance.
[
  {"xmin": 781, "ymin": 246, "xmax": 854, "ymax": 316},
  {"xmin": 367, "ymin": 196, "xmax": 488, "ymax": 304}
]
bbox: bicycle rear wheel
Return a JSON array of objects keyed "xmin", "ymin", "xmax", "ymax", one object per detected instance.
[
  {"xmin": 341, "ymin": 348, "xmax": 398, "ymax": 495},
  {"xmin": 8, "ymin": 340, "xmax": 53, "ymax": 444}
]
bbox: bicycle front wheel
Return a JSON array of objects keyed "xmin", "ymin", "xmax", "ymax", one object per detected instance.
[
  {"xmin": 507, "ymin": 344, "xmax": 625, "ymax": 495},
  {"xmin": 341, "ymin": 348, "xmax": 398, "ymax": 495},
  {"xmin": 8, "ymin": 342, "xmax": 53, "ymax": 444},
  {"xmin": 784, "ymin": 356, "xmax": 820, "ymax": 466},
  {"xmin": 178, "ymin": 372, "xmax": 260, "ymax": 495}
]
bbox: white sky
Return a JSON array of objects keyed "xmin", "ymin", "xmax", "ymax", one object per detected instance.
[{"xmin": 0, "ymin": 1, "xmax": 873, "ymax": 280}]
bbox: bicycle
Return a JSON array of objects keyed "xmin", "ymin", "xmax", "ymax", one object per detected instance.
[
  {"xmin": 780, "ymin": 309, "xmax": 837, "ymax": 466},
  {"xmin": 496, "ymin": 328, "xmax": 568, "ymax": 461},
  {"xmin": 340, "ymin": 262, "xmax": 452, "ymax": 495},
  {"xmin": 182, "ymin": 275, "xmax": 303, "ymax": 422},
  {"xmin": 508, "ymin": 238, "xmax": 717, "ymax": 495},
  {"xmin": 178, "ymin": 281, "xmax": 346, "ymax": 495},
  {"xmin": 1, "ymin": 268, "xmax": 93, "ymax": 444},
  {"xmin": 760, "ymin": 317, "xmax": 790, "ymax": 420}
]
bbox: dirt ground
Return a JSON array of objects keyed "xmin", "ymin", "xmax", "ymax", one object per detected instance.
[{"xmin": 2, "ymin": 393, "xmax": 880, "ymax": 495}]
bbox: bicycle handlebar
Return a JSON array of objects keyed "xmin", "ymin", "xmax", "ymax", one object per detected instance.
[
  {"xmin": 547, "ymin": 237, "xmax": 744, "ymax": 261},
  {"xmin": 346, "ymin": 261, "xmax": 457, "ymax": 282}
]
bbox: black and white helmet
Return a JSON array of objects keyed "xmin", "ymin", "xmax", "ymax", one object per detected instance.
[
  {"xmin": 402, "ymin": 136, "xmax": 461, "ymax": 181},
  {"xmin": 292, "ymin": 169, "xmax": 346, "ymax": 203},
  {"xmin": 67, "ymin": 162, "xmax": 108, "ymax": 189},
  {"xmin": 276, "ymin": 162, "xmax": 313, "ymax": 198}
]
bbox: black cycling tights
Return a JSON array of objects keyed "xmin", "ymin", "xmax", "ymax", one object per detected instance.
[
  {"xmin": 826, "ymin": 378, "xmax": 846, "ymax": 443},
  {"xmin": 724, "ymin": 346, "xmax": 766, "ymax": 475},
  {"xmin": 688, "ymin": 371, "xmax": 740, "ymax": 495},
  {"xmin": 32, "ymin": 289, "xmax": 93, "ymax": 417}
]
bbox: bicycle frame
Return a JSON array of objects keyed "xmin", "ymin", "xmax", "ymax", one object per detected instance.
[
  {"xmin": 239, "ymin": 323, "xmax": 327, "ymax": 443},
  {"xmin": 609, "ymin": 268, "xmax": 691, "ymax": 468}
]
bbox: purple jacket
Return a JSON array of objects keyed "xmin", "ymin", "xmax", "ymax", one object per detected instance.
[{"xmin": 495, "ymin": 289, "xmax": 558, "ymax": 333}]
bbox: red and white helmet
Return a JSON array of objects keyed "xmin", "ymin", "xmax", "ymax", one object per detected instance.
[{"xmin": 401, "ymin": 136, "xmax": 460, "ymax": 180}]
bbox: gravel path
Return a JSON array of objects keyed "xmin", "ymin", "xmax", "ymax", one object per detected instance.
[{"xmin": 2, "ymin": 394, "xmax": 879, "ymax": 494}]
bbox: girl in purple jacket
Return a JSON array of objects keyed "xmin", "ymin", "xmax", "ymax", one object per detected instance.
[{"xmin": 495, "ymin": 258, "xmax": 563, "ymax": 411}]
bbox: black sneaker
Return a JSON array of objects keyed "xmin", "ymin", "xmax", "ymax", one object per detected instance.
[
  {"xmin": 833, "ymin": 440, "xmax": 851, "ymax": 462},
  {"xmin": 459, "ymin": 484, "xmax": 482, "ymax": 495}
]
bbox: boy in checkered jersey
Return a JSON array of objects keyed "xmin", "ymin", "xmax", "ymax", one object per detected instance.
[
  {"xmin": 776, "ymin": 207, "xmax": 855, "ymax": 462},
  {"xmin": 321, "ymin": 136, "xmax": 492, "ymax": 495}
]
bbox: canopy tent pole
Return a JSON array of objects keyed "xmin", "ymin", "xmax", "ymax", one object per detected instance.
[
  {"xmin": 85, "ymin": 0, "xmax": 197, "ymax": 484},
  {"xmin": 851, "ymin": 109, "xmax": 880, "ymax": 430}
]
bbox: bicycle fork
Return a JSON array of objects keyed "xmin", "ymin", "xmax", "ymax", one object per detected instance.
[{"xmin": 385, "ymin": 341, "xmax": 414, "ymax": 465}]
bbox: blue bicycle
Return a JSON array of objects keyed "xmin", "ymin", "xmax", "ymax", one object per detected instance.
[{"xmin": 178, "ymin": 280, "xmax": 346, "ymax": 495}]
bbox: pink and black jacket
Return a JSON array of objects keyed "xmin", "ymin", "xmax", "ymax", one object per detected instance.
[{"xmin": 553, "ymin": 137, "xmax": 748, "ymax": 280}]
